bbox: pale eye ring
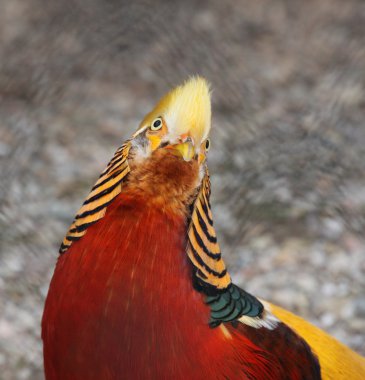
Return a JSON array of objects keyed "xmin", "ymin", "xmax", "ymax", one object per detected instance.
[
  {"xmin": 205, "ymin": 139, "xmax": 211, "ymax": 151},
  {"xmin": 150, "ymin": 117, "xmax": 163, "ymax": 131}
]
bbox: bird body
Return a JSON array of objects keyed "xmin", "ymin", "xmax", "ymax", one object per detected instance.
[
  {"xmin": 43, "ymin": 176, "xmax": 319, "ymax": 379},
  {"xmin": 42, "ymin": 77, "xmax": 365, "ymax": 379}
]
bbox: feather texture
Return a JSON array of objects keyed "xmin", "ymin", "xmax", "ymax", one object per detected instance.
[
  {"xmin": 59, "ymin": 141, "xmax": 131, "ymax": 253},
  {"xmin": 43, "ymin": 186, "xmax": 321, "ymax": 380}
]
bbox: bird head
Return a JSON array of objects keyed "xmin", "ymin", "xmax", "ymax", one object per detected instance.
[
  {"xmin": 126, "ymin": 77, "xmax": 212, "ymax": 209},
  {"xmin": 131, "ymin": 76, "xmax": 211, "ymax": 165}
]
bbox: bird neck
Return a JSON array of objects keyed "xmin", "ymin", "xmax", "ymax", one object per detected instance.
[{"xmin": 126, "ymin": 149, "xmax": 200, "ymax": 217}]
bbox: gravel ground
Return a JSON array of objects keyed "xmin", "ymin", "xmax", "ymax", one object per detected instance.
[{"xmin": 1, "ymin": 1, "xmax": 365, "ymax": 378}]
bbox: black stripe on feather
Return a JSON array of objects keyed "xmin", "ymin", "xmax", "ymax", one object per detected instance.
[
  {"xmin": 191, "ymin": 224, "xmax": 221, "ymax": 260},
  {"xmin": 189, "ymin": 244, "xmax": 227, "ymax": 278}
]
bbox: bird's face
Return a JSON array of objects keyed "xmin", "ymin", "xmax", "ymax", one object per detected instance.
[
  {"xmin": 131, "ymin": 77, "xmax": 211, "ymax": 164},
  {"xmin": 127, "ymin": 77, "xmax": 211, "ymax": 206},
  {"xmin": 132, "ymin": 116, "xmax": 210, "ymax": 164},
  {"xmin": 124, "ymin": 77, "xmax": 212, "ymax": 211}
]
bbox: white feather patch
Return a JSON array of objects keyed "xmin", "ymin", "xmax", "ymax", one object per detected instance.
[
  {"xmin": 238, "ymin": 300, "xmax": 280, "ymax": 330},
  {"xmin": 131, "ymin": 135, "xmax": 151, "ymax": 161}
]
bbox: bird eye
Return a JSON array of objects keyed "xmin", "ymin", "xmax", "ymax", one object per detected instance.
[
  {"xmin": 150, "ymin": 117, "xmax": 163, "ymax": 131},
  {"xmin": 205, "ymin": 139, "xmax": 210, "ymax": 151}
]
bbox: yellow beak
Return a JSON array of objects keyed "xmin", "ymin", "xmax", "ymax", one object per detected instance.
[{"xmin": 167, "ymin": 140, "xmax": 195, "ymax": 161}]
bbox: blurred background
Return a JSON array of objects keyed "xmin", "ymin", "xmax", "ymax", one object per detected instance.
[{"xmin": 1, "ymin": 0, "xmax": 365, "ymax": 378}]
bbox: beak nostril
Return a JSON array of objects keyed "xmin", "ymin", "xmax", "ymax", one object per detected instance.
[
  {"xmin": 179, "ymin": 133, "xmax": 188, "ymax": 143},
  {"xmin": 179, "ymin": 134, "xmax": 194, "ymax": 145}
]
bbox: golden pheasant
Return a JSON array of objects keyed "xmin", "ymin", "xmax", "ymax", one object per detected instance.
[{"xmin": 42, "ymin": 77, "xmax": 365, "ymax": 379}]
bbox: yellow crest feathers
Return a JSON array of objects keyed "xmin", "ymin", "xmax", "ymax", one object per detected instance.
[{"xmin": 141, "ymin": 76, "xmax": 212, "ymax": 144}]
